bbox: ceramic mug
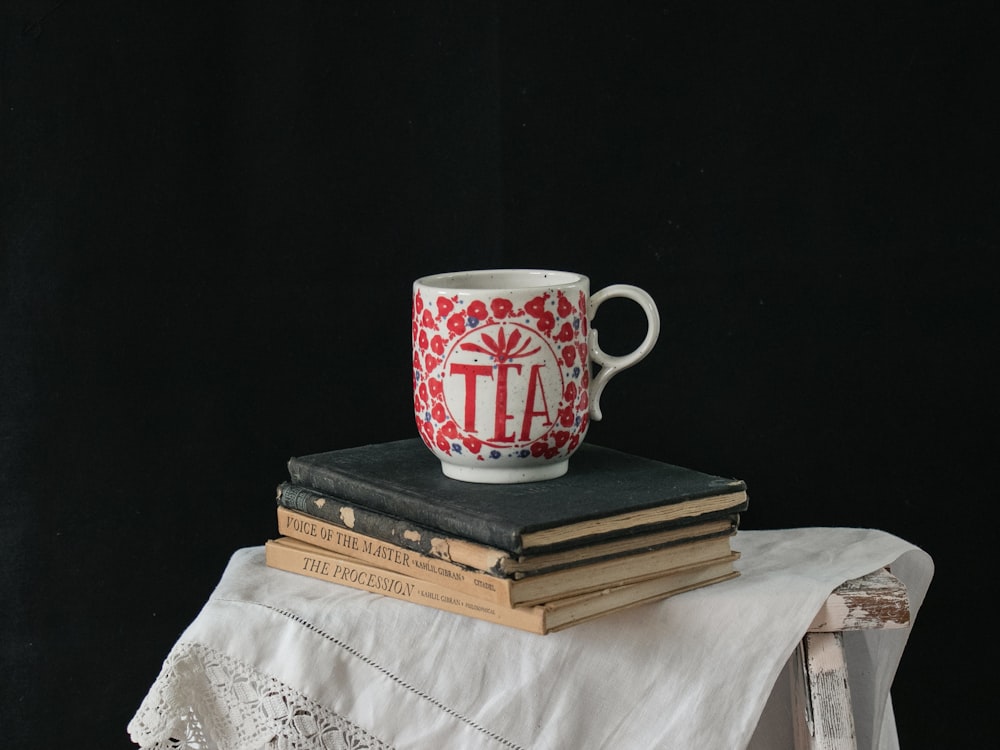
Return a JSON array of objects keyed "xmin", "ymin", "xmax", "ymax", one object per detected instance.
[{"xmin": 412, "ymin": 269, "xmax": 659, "ymax": 483}]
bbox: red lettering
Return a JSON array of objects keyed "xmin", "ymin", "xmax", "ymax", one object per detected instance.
[
  {"xmin": 492, "ymin": 363, "xmax": 522, "ymax": 442},
  {"xmin": 449, "ymin": 363, "xmax": 493, "ymax": 432},
  {"xmin": 520, "ymin": 364, "xmax": 553, "ymax": 440}
]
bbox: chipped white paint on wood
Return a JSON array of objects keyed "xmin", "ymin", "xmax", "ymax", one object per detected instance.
[
  {"xmin": 807, "ymin": 567, "xmax": 910, "ymax": 632},
  {"xmin": 792, "ymin": 632, "xmax": 856, "ymax": 750},
  {"xmin": 791, "ymin": 568, "xmax": 911, "ymax": 750}
]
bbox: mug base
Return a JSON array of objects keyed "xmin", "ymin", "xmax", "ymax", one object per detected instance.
[{"xmin": 440, "ymin": 459, "xmax": 569, "ymax": 484}]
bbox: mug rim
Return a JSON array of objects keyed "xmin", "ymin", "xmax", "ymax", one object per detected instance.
[{"xmin": 414, "ymin": 268, "xmax": 586, "ymax": 291}]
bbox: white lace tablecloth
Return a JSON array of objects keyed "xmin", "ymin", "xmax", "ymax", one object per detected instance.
[{"xmin": 128, "ymin": 528, "xmax": 933, "ymax": 750}]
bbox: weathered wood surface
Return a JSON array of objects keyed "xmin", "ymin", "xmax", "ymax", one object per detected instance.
[
  {"xmin": 792, "ymin": 632, "xmax": 856, "ymax": 750},
  {"xmin": 807, "ymin": 567, "xmax": 909, "ymax": 632},
  {"xmin": 792, "ymin": 567, "xmax": 912, "ymax": 749}
]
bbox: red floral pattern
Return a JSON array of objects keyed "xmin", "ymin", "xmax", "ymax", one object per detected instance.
[{"xmin": 412, "ymin": 288, "xmax": 590, "ymax": 465}]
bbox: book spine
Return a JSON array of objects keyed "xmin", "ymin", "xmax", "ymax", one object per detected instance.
[
  {"xmin": 264, "ymin": 538, "xmax": 547, "ymax": 635},
  {"xmin": 286, "ymin": 458, "xmax": 525, "ymax": 553},
  {"xmin": 276, "ymin": 506, "xmax": 516, "ymax": 607},
  {"xmin": 276, "ymin": 482, "xmax": 511, "ymax": 576}
]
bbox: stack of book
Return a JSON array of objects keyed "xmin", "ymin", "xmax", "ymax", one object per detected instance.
[{"xmin": 265, "ymin": 438, "xmax": 749, "ymax": 634}]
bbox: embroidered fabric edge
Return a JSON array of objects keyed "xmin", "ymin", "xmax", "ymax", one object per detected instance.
[{"xmin": 127, "ymin": 640, "xmax": 395, "ymax": 750}]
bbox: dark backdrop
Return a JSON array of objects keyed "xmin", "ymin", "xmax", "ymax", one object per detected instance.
[{"xmin": 3, "ymin": 2, "xmax": 995, "ymax": 747}]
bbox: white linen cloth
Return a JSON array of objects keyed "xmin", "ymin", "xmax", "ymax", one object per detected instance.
[{"xmin": 128, "ymin": 528, "xmax": 933, "ymax": 750}]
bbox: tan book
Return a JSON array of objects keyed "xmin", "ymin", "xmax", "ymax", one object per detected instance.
[
  {"xmin": 265, "ymin": 535, "xmax": 740, "ymax": 635},
  {"xmin": 278, "ymin": 505, "xmax": 737, "ymax": 607}
]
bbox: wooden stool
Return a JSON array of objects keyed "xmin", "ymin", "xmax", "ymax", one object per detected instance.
[{"xmin": 791, "ymin": 567, "xmax": 911, "ymax": 750}]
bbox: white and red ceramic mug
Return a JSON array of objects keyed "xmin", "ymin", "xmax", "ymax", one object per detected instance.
[{"xmin": 412, "ymin": 269, "xmax": 659, "ymax": 483}]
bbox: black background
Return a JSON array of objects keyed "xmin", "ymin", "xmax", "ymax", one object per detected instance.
[{"xmin": 2, "ymin": 2, "xmax": 995, "ymax": 747}]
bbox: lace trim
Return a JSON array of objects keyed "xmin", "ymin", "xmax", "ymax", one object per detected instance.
[
  {"xmin": 241, "ymin": 600, "xmax": 524, "ymax": 749},
  {"xmin": 128, "ymin": 642, "xmax": 393, "ymax": 750}
]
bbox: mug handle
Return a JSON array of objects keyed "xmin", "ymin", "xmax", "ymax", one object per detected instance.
[{"xmin": 587, "ymin": 284, "xmax": 660, "ymax": 421}]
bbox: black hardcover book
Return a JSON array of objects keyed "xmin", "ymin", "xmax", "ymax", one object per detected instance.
[
  {"xmin": 286, "ymin": 438, "xmax": 748, "ymax": 555},
  {"xmin": 276, "ymin": 481, "xmax": 741, "ymax": 579}
]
